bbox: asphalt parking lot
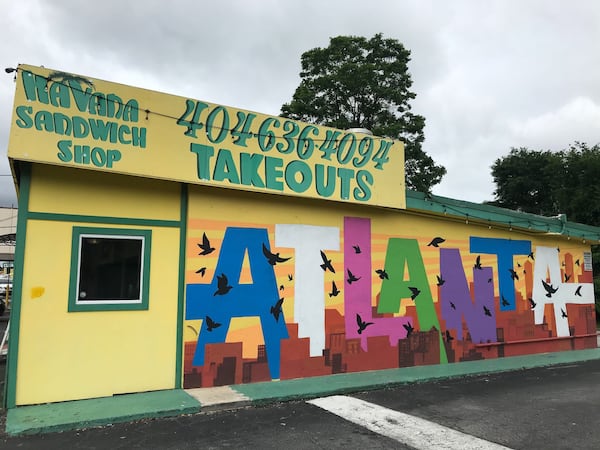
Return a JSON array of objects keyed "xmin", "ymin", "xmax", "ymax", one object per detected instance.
[{"xmin": 1, "ymin": 356, "xmax": 600, "ymax": 449}]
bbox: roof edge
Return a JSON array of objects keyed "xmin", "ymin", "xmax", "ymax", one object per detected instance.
[{"xmin": 406, "ymin": 190, "xmax": 600, "ymax": 243}]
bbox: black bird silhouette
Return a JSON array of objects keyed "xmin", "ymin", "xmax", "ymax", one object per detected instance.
[
  {"xmin": 288, "ymin": 274, "xmax": 293, "ymax": 281},
  {"xmin": 528, "ymin": 252, "xmax": 535, "ymax": 260},
  {"xmin": 427, "ymin": 237, "xmax": 445, "ymax": 247},
  {"xmin": 445, "ymin": 330, "xmax": 454, "ymax": 343},
  {"xmin": 262, "ymin": 243, "xmax": 291, "ymax": 265},
  {"xmin": 483, "ymin": 305, "xmax": 492, "ymax": 317},
  {"xmin": 474, "ymin": 255, "xmax": 482, "ymax": 270},
  {"xmin": 270, "ymin": 297, "xmax": 284, "ymax": 322},
  {"xmin": 575, "ymin": 259, "xmax": 580, "ymax": 266},
  {"xmin": 528, "ymin": 298, "xmax": 537, "ymax": 309},
  {"xmin": 376, "ymin": 269, "xmax": 389, "ymax": 280},
  {"xmin": 509, "ymin": 268, "xmax": 519, "ymax": 281},
  {"xmin": 198, "ymin": 232, "xmax": 215, "ymax": 255},
  {"xmin": 561, "ymin": 308, "xmax": 568, "ymax": 318},
  {"xmin": 575, "ymin": 285, "xmax": 582, "ymax": 297},
  {"xmin": 517, "ymin": 262, "xmax": 522, "ymax": 268},
  {"xmin": 205, "ymin": 316, "xmax": 221, "ymax": 332},
  {"xmin": 403, "ymin": 322, "xmax": 414, "ymax": 337},
  {"xmin": 320, "ymin": 251, "xmax": 335, "ymax": 273},
  {"xmin": 488, "ymin": 278, "xmax": 493, "ymax": 283},
  {"xmin": 329, "ymin": 281, "xmax": 340, "ymax": 297},
  {"xmin": 353, "ymin": 245, "xmax": 361, "ymax": 254},
  {"xmin": 436, "ymin": 275, "xmax": 445, "ymax": 286},
  {"xmin": 214, "ymin": 273, "xmax": 233, "ymax": 296},
  {"xmin": 564, "ymin": 273, "xmax": 571, "ymax": 282},
  {"xmin": 409, "ymin": 286, "xmax": 421, "ymax": 300},
  {"xmin": 541, "ymin": 280, "xmax": 558, "ymax": 298},
  {"xmin": 279, "ymin": 285, "xmax": 284, "ymax": 291},
  {"xmin": 449, "ymin": 301, "xmax": 456, "ymax": 310},
  {"xmin": 501, "ymin": 296, "xmax": 510, "ymax": 307},
  {"xmin": 356, "ymin": 314, "xmax": 374, "ymax": 334},
  {"xmin": 347, "ymin": 269, "xmax": 361, "ymax": 284},
  {"xmin": 557, "ymin": 247, "xmax": 560, "ymax": 252},
  {"xmin": 195, "ymin": 267, "xmax": 207, "ymax": 277}
]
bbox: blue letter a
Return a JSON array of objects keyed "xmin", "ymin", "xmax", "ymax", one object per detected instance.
[{"xmin": 186, "ymin": 227, "xmax": 289, "ymax": 379}]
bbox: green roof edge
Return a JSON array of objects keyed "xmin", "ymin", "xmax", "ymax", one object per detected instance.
[{"xmin": 405, "ymin": 190, "xmax": 600, "ymax": 243}]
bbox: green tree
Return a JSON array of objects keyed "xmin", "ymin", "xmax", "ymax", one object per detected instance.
[
  {"xmin": 488, "ymin": 147, "xmax": 564, "ymax": 215},
  {"xmin": 280, "ymin": 33, "xmax": 446, "ymax": 192},
  {"xmin": 490, "ymin": 143, "xmax": 600, "ymax": 224},
  {"xmin": 560, "ymin": 142, "xmax": 600, "ymax": 226},
  {"xmin": 490, "ymin": 142, "xmax": 600, "ymax": 316}
]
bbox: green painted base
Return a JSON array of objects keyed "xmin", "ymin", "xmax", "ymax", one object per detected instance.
[
  {"xmin": 6, "ymin": 390, "xmax": 200, "ymax": 436},
  {"xmin": 233, "ymin": 348, "xmax": 600, "ymax": 403},
  {"xmin": 5, "ymin": 347, "xmax": 600, "ymax": 436}
]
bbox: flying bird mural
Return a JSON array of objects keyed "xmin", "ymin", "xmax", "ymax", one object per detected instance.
[
  {"xmin": 270, "ymin": 298, "xmax": 284, "ymax": 322},
  {"xmin": 198, "ymin": 232, "xmax": 215, "ymax": 255},
  {"xmin": 375, "ymin": 269, "xmax": 389, "ymax": 280},
  {"xmin": 541, "ymin": 280, "xmax": 558, "ymax": 298},
  {"xmin": 213, "ymin": 273, "xmax": 233, "ymax": 296},
  {"xmin": 347, "ymin": 269, "xmax": 361, "ymax": 284},
  {"xmin": 262, "ymin": 243, "xmax": 291, "ymax": 266},
  {"xmin": 320, "ymin": 250, "xmax": 335, "ymax": 273},
  {"xmin": 356, "ymin": 314, "xmax": 374, "ymax": 334},
  {"xmin": 205, "ymin": 316, "xmax": 221, "ymax": 332},
  {"xmin": 427, "ymin": 237, "xmax": 445, "ymax": 247},
  {"xmin": 329, "ymin": 281, "xmax": 340, "ymax": 297}
]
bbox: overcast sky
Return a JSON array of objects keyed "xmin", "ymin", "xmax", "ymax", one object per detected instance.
[{"xmin": 1, "ymin": 0, "xmax": 600, "ymax": 208}]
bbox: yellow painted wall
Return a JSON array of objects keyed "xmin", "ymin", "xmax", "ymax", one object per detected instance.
[
  {"xmin": 28, "ymin": 164, "xmax": 181, "ymax": 220},
  {"xmin": 16, "ymin": 165, "xmax": 181, "ymax": 405}
]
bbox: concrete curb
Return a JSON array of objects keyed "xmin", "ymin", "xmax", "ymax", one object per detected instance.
[{"xmin": 5, "ymin": 346, "xmax": 600, "ymax": 436}]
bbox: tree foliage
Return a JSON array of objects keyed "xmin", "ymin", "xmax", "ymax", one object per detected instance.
[
  {"xmin": 489, "ymin": 142, "xmax": 600, "ymax": 313},
  {"xmin": 280, "ymin": 33, "xmax": 446, "ymax": 192},
  {"xmin": 490, "ymin": 142, "xmax": 600, "ymax": 224}
]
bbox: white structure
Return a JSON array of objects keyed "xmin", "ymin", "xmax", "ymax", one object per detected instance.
[{"xmin": 0, "ymin": 206, "xmax": 17, "ymax": 265}]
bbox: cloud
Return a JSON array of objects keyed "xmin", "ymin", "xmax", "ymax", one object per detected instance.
[
  {"xmin": 2, "ymin": 0, "xmax": 600, "ymax": 208},
  {"xmin": 508, "ymin": 97, "xmax": 600, "ymax": 150}
]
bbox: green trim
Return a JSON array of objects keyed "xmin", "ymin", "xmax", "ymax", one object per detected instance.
[
  {"xmin": 406, "ymin": 190, "xmax": 600, "ymax": 241},
  {"xmin": 28, "ymin": 211, "xmax": 180, "ymax": 228},
  {"xmin": 174, "ymin": 184, "xmax": 188, "ymax": 389},
  {"xmin": 5, "ymin": 163, "xmax": 31, "ymax": 409},
  {"xmin": 67, "ymin": 227, "xmax": 152, "ymax": 312}
]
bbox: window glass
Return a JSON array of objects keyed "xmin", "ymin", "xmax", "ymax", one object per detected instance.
[
  {"xmin": 78, "ymin": 236, "xmax": 143, "ymax": 302},
  {"xmin": 69, "ymin": 227, "xmax": 151, "ymax": 311}
]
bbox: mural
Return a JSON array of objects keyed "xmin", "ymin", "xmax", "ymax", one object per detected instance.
[{"xmin": 183, "ymin": 216, "xmax": 596, "ymax": 389}]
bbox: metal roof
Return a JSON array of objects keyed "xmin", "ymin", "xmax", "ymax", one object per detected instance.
[{"xmin": 406, "ymin": 190, "xmax": 600, "ymax": 244}]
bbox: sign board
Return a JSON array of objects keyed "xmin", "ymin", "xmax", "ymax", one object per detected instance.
[
  {"xmin": 583, "ymin": 252, "xmax": 593, "ymax": 271},
  {"xmin": 7, "ymin": 65, "xmax": 406, "ymax": 209}
]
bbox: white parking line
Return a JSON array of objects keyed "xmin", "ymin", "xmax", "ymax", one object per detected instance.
[{"xmin": 307, "ymin": 395, "xmax": 513, "ymax": 450}]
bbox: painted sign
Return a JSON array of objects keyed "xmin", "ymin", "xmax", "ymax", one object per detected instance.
[
  {"xmin": 7, "ymin": 65, "xmax": 406, "ymax": 208},
  {"xmin": 183, "ymin": 205, "xmax": 597, "ymax": 388}
]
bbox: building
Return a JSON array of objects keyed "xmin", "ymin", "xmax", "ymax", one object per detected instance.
[
  {"xmin": 0, "ymin": 206, "xmax": 16, "ymax": 310},
  {"xmin": 3, "ymin": 64, "xmax": 599, "ymax": 410},
  {"xmin": 0, "ymin": 206, "xmax": 17, "ymax": 265}
]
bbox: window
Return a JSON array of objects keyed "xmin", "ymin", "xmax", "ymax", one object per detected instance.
[{"xmin": 69, "ymin": 227, "xmax": 151, "ymax": 311}]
